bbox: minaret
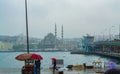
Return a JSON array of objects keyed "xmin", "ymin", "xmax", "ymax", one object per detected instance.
[
  {"xmin": 61, "ymin": 25, "xmax": 64, "ymax": 50},
  {"xmin": 55, "ymin": 23, "xmax": 57, "ymax": 38},
  {"xmin": 54, "ymin": 23, "xmax": 57, "ymax": 49},
  {"xmin": 61, "ymin": 25, "xmax": 64, "ymax": 40}
]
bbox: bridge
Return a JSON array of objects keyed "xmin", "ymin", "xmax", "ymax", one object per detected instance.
[{"xmin": 72, "ymin": 40, "xmax": 120, "ymax": 60}]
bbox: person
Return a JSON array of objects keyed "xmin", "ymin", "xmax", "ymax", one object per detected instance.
[
  {"xmin": 104, "ymin": 68, "xmax": 120, "ymax": 74},
  {"xmin": 53, "ymin": 60, "xmax": 56, "ymax": 74},
  {"xmin": 83, "ymin": 63, "xmax": 86, "ymax": 71},
  {"xmin": 35, "ymin": 60, "xmax": 41, "ymax": 74}
]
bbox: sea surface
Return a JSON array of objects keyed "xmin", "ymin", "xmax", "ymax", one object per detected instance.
[{"xmin": 0, "ymin": 52, "xmax": 119, "ymax": 69}]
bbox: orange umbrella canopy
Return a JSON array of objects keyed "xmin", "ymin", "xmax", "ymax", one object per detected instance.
[
  {"xmin": 15, "ymin": 53, "xmax": 32, "ymax": 61},
  {"xmin": 15, "ymin": 53, "xmax": 43, "ymax": 61}
]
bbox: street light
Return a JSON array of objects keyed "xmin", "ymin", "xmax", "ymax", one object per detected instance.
[
  {"xmin": 100, "ymin": 29, "xmax": 107, "ymax": 41},
  {"xmin": 25, "ymin": 0, "xmax": 29, "ymax": 53},
  {"xmin": 109, "ymin": 26, "xmax": 115, "ymax": 41}
]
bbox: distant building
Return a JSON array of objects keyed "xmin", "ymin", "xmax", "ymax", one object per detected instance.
[
  {"xmin": 0, "ymin": 42, "xmax": 4, "ymax": 49},
  {"xmin": 38, "ymin": 33, "xmax": 58, "ymax": 49},
  {"xmin": 0, "ymin": 41, "xmax": 13, "ymax": 51},
  {"xmin": 59, "ymin": 38, "xmax": 81, "ymax": 51},
  {"xmin": 82, "ymin": 35, "xmax": 94, "ymax": 52}
]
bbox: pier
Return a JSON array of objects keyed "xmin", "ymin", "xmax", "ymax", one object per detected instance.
[{"xmin": 71, "ymin": 51, "xmax": 120, "ymax": 60}]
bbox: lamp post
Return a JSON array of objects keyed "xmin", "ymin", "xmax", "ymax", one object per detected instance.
[
  {"xmin": 100, "ymin": 29, "xmax": 107, "ymax": 41},
  {"xmin": 25, "ymin": 0, "xmax": 29, "ymax": 54},
  {"xmin": 101, "ymin": 32, "xmax": 104, "ymax": 41},
  {"xmin": 100, "ymin": 32, "xmax": 103, "ymax": 41},
  {"xmin": 109, "ymin": 26, "xmax": 114, "ymax": 41},
  {"xmin": 103, "ymin": 29, "xmax": 107, "ymax": 41}
]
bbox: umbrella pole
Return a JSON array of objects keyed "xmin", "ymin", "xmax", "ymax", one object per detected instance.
[{"xmin": 25, "ymin": 0, "xmax": 29, "ymax": 54}]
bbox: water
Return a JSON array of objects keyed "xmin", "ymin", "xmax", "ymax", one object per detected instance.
[{"xmin": 0, "ymin": 52, "xmax": 119, "ymax": 69}]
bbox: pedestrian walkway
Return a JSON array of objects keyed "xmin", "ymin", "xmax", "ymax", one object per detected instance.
[
  {"xmin": 0, "ymin": 68, "xmax": 105, "ymax": 74},
  {"xmin": 39, "ymin": 68, "xmax": 105, "ymax": 74}
]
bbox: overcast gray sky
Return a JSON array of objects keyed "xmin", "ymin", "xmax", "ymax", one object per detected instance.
[{"xmin": 0, "ymin": 0, "xmax": 120, "ymax": 38}]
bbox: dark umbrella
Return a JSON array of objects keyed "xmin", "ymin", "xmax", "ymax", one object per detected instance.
[{"xmin": 104, "ymin": 68, "xmax": 120, "ymax": 74}]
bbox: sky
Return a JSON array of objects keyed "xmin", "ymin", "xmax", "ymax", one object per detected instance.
[{"xmin": 0, "ymin": 0, "xmax": 120, "ymax": 38}]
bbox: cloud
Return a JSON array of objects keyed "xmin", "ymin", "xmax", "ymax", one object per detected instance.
[{"xmin": 0, "ymin": 0, "xmax": 120, "ymax": 38}]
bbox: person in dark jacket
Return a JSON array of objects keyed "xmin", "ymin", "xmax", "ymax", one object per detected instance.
[
  {"xmin": 35, "ymin": 60, "xmax": 41, "ymax": 74},
  {"xmin": 53, "ymin": 60, "xmax": 56, "ymax": 74}
]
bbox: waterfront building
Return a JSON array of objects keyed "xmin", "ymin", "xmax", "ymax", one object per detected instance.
[
  {"xmin": 0, "ymin": 41, "xmax": 4, "ymax": 49},
  {"xmin": 82, "ymin": 35, "xmax": 94, "ymax": 52},
  {"xmin": 0, "ymin": 41, "xmax": 13, "ymax": 51}
]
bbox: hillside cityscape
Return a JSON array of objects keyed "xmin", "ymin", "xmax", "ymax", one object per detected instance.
[
  {"xmin": 0, "ymin": 33, "xmax": 81, "ymax": 51},
  {"xmin": 0, "ymin": 32, "xmax": 119, "ymax": 52}
]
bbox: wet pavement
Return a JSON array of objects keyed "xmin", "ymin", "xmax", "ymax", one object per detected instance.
[{"xmin": 0, "ymin": 68, "xmax": 105, "ymax": 74}]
